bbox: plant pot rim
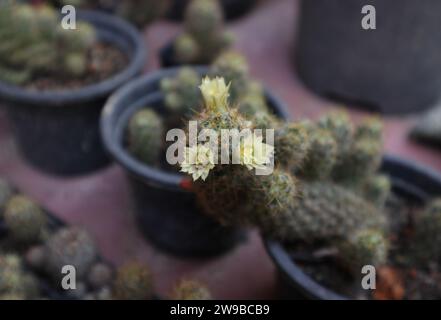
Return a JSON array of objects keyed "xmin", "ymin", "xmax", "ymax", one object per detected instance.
[
  {"xmin": 101, "ymin": 66, "xmax": 291, "ymax": 192},
  {"xmin": 264, "ymin": 154, "xmax": 441, "ymax": 300},
  {"xmin": 0, "ymin": 10, "xmax": 146, "ymax": 107}
]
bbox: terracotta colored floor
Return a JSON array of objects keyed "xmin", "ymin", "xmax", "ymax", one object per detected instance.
[{"xmin": 0, "ymin": 0, "xmax": 440, "ymax": 299}]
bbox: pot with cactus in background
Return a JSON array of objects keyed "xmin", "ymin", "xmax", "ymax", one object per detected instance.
[
  {"xmin": 0, "ymin": 1, "xmax": 145, "ymax": 176},
  {"xmin": 160, "ymin": 0, "xmax": 234, "ymax": 67},
  {"xmin": 167, "ymin": 0, "xmax": 259, "ymax": 22},
  {"xmin": 101, "ymin": 52, "xmax": 290, "ymax": 258}
]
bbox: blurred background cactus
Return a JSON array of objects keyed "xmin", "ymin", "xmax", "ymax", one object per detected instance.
[
  {"xmin": 128, "ymin": 109, "xmax": 164, "ymax": 165},
  {"xmin": 171, "ymin": 279, "xmax": 212, "ymax": 300},
  {"xmin": 0, "ymin": 1, "xmax": 95, "ymax": 85},
  {"xmin": 173, "ymin": 0, "xmax": 233, "ymax": 64},
  {"xmin": 112, "ymin": 262, "xmax": 153, "ymax": 300}
]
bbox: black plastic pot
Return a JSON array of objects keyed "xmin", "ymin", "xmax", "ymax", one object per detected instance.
[
  {"xmin": 101, "ymin": 66, "xmax": 291, "ymax": 258},
  {"xmin": 265, "ymin": 154, "xmax": 441, "ymax": 299},
  {"xmin": 167, "ymin": 0, "xmax": 258, "ymax": 22},
  {"xmin": 0, "ymin": 10, "xmax": 146, "ymax": 176},
  {"xmin": 295, "ymin": 0, "xmax": 441, "ymax": 114}
]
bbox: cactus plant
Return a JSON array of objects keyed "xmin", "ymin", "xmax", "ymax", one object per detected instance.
[
  {"xmin": 172, "ymin": 280, "xmax": 212, "ymax": 300},
  {"xmin": 275, "ymin": 122, "xmax": 310, "ymax": 171},
  {"xmin": 263, "ymin": 181, "xmax": 386, "ymax": 242},
  {"xmin": 112, "ymin": 262, "xmax": 153, "ymax": 300},
  {"xmin": 0, "ymin": 1, "xmax": 96, "ymax": 85},
  {"xmin": 413, "ymin": 198, "xmax": 441, "ymax": 263},
  {"xmin": 4, "ymin": 195, "xmax": 48, "ymax": 244},
  {"xmin": 160, "ymin": 67, "xmax": 202, "ymax": 116},
  {"xmin": 116, "ymin": 0, "xmax": 171, "ymax": 27},
  {"xmin": 173, "ymin": 0, "xmax": 233, "ymax": 64},
  {"xmin": 45, "ymin": 227, "xmax": 97, "ymax": 281},
  {"xmin": 128, "ymin": 109, "xmax": 164, "ymax": 165},
  {"xmin": 0, "ymin": 254, "xmax": 40, "ymax": 298},
  {"xmin": 337, "ymin": 229, "xmax": 388, "ymax": 273}
]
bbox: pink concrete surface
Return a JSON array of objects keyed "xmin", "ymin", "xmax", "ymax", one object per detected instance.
[{"xmin": 0, "ymin": 0, "xmax": 440, "ymax": 299}]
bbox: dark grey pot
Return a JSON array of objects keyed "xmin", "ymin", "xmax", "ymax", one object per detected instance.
[
  {"xmin": 0, "ymin": 10, "xmax": 146, "ymax": 176},
  {"xmin": 295, "ymin": 0, "xmax": 441, "ymax": 114}
]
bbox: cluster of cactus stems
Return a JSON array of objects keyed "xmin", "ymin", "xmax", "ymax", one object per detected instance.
[
  {"xmin": 174, "ymin": 0, "xmax": 233, "ymax": 64},
  {"xmin": 0, "ymin": 178, "xmax": 211, "ymax": 300},
  {"xmin": 55, "ymin": 0, "xmax": 170, "ymax": 27},
  {"xmin": 176, "ymin": 76, "xmax": 392, "ymax": 275},
  {"xmin": 0, "ymin": 1, "xmax": 96, "ymax": 85}
]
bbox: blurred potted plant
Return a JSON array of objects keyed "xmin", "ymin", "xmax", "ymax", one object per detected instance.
[
  {"xmin": 160, "ymin": 0, "xmax": 234, "ymax": 67},
  {"xmin": 295, "ymin": 0, "xmax": 441, "ymax": 114},
  {"xmin": 100, "ymin": 52, "xmax": 290, "ymax": 257},
  {"xmin": 167, "ymin": 0, "xmax": 259, "ymax": 22},
  {"xmin": 0, "ymin": 2, "xmax": 145, "ymax": 175}
]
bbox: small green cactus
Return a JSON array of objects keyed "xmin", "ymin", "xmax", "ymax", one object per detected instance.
[
  {"xmin": 337, "ymin": 229, "xmax": 388, "ymax": 273},
  {"xmin": 172, "ymin": 280, "xmax": 212, "ymax": 300},
  {"xmin": 210, "ymin": 51, "xmax": 249, "ymax": 103},
  {"xmin": 4, "ymin": 195, "xmax": 47, "ymax": 244},
  {"xmin": 45, "ymin": 227, "xmax": 97, "ymax": 281},
  {"xmin": 116, "ymin": 0, "xmax": 171, "ymax": 27},
  {"xmin": 0, "ymin": 2, "xmax": 96, "ymax": 85},
  {"xmin": 299, "ymin": 127, "xmax": 337, "ymax": 180},
  {"xmin": 112, "ymin": 262, "xmax": 153, "ymax": 300},
  {"xmin": 160, "ymin": 67, "xmax": 202, "ymax": 116},
  {"xmin": 128, "ymin": 109, "xmax": 164, "ymax": 165},
  {"xmin": 0, "ymin": 254, "xmax": 40, "ymax": 299},
  {"xmin": 362, "ymin": 174, "xmax": 391, "ymax": 209},
  {"xmin": 275, "ymin": 122, "xmax": 310, "ymax": 171},
  {"xmin": 413, "ymin": 199, "xmax": 441, "ymax": 263},
  {"xmin": 174, "ymin": 0, "xmax": 233, "ymax": 64},
  {"xmin": 318, "ymin": 110, "xmax": 354, "ymax": 155}
]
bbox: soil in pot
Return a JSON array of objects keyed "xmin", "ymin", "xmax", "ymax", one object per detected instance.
[{"xmin": 25, "ymin": 43, "xmax": 128, "ymax": 92}]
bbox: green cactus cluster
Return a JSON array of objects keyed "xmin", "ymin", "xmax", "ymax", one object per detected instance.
[
  {"xmin": 4, "ymin": 195, "xmax": 48, "ymax": 244},
  {"xmin": 412, "ymin": 199, "xmax": 441, "ymax": 264},
  {"xmin": 116, "ymin": 0, "xmax": 171, "ymax": 27},
  {"xmin": 0, "ymin": 1, "xmax": 95, "ymax": 85},
  {"xmin": 112, "ymin": 262, "xmax": 153, "ymax": 300},
  {"xmin": 160, "ymin": 67, "xmax": 202, "ymax": 117},
  {"xmin": 128, "ymin": 109, "xmax": 164, "ymax": 165},
  {"xmin": 0, "ymin": 254, "xmax": 40, "ymax": 300},
  {"xmin": 178, "ymin": 77, "xmax": 391, "ymax": 274},
  {"xmin": 174, "ymin": 0, "xmax": 233, "ymax": 64},
  {"xmin": 172, "ymin": 280, "xmax": 212, "ymax": 300}
]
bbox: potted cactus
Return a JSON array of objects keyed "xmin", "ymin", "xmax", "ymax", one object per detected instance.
[
  {"xmin": 167, "ymin": 0, "xmax": 259, "ymax": 22},
  {"xmin": 53, "ymin": 0, "xmax": 171, "ymax": 28},
  {"xmin": 175, "ymin": 90, "xmax": 441, "ymax": 299},
  {"xmin": 0, "ymin": 179, "xmax": 114, "ymax": 300},
  {"xmin": 0, "ymin": 1, "xmax": 145, "ymax": 176},
  {"xmin": 160, "ymin": 0, "xmax": 233, "ymax": 67},
  {"xmin": 101, "ymin": 52, "xmax": 290, "ymax": 257}
]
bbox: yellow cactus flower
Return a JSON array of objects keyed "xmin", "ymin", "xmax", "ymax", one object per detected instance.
[
  {"xmin": 180, "ymin": 143, "xmax": 216, "ymax": 181},
  {"xmin": 199, "ymin": 76, "xmax": 230, "ymax": 111},
  {"xmin": 237, "ymin": 133, "xmax": 274, "ymax": 170}
]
